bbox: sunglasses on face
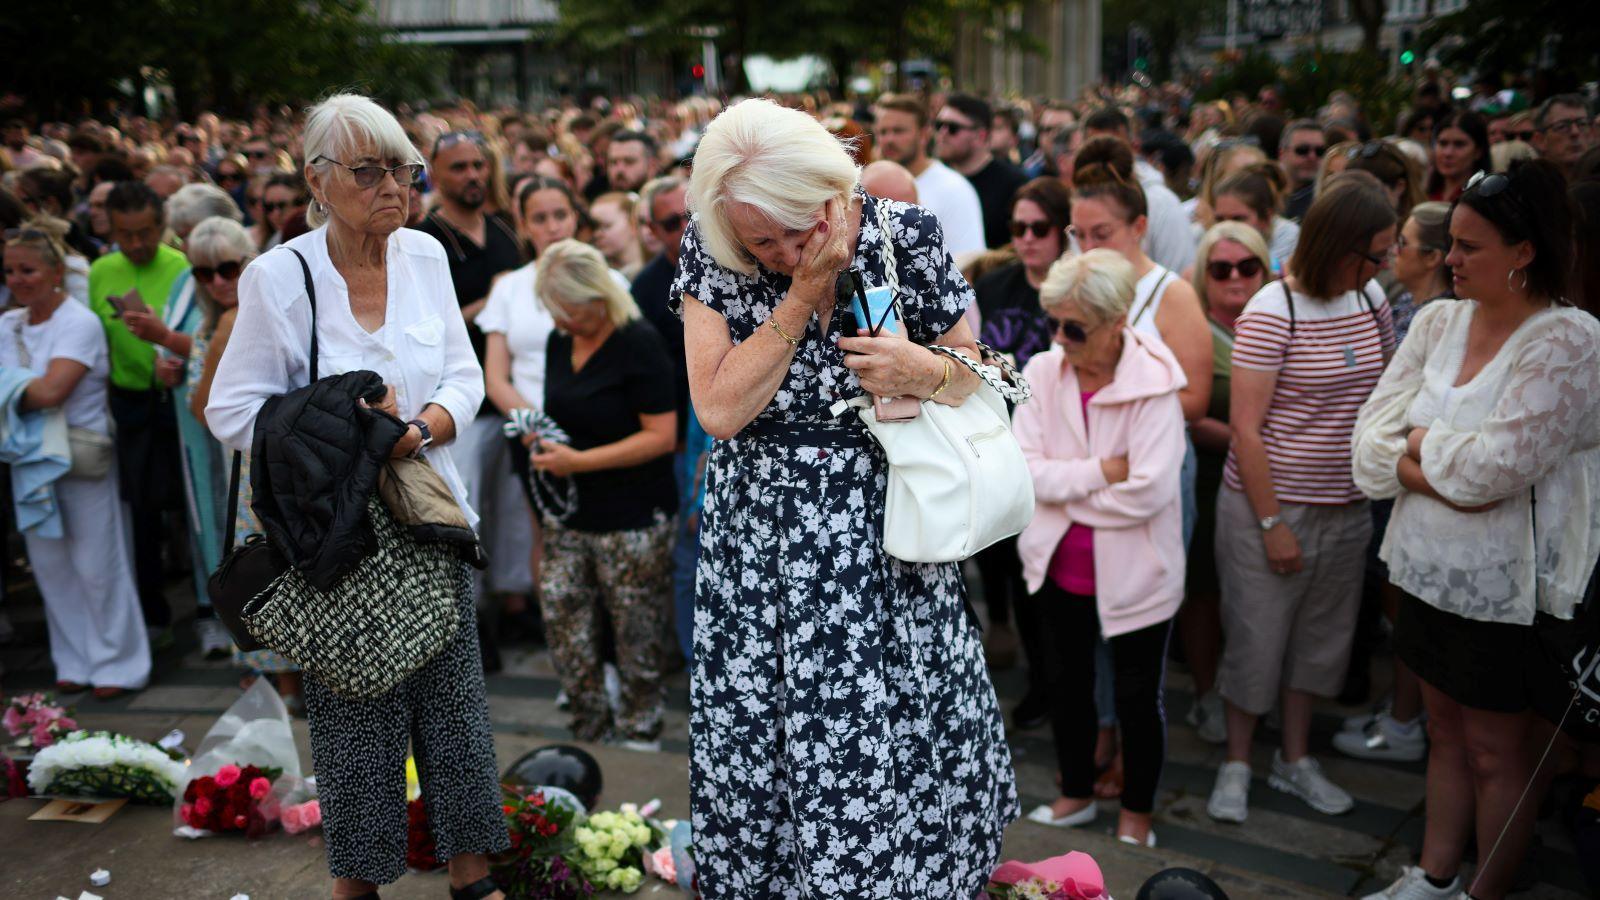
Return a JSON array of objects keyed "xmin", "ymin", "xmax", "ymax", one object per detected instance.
[
  {"xmin": 315, "ymin": 156, "xmax": 425, "ymax": 188},
  {"xmin": 935, "ymin": 119, "xmax": 975, "ymax": 135},
  {"xmin": 1291, "ymin": 143, "xmax": 1326, "ymax": 157},
  {"xmin": 192, "ymin": 260, "xmax": 244, "ymax": 282},
  {"xmin": 1506, "ymin": 130, "xmax": 1536, "ymax": 142},
  {"xmin": 216, "ymin": 172, "xmax": 243, "ymax": 185},
  {"xmin": 1206, "ymin": 257, "xmax": 1264, "ymax": 280},
  {"xmin": 652, "ymin": 213, "xmax": 685, "ymax": 232},
  {"xmin": 1047, "ymin": 314, "xmax": 1095, "ymax": 343},
  {"xmin": 431, "ymin": 130, "xmax": 486, "ymax": 156},
  {"xmin": 1009, "ymin": 220, "xmax": 1055, "ymax": 240},
  {"xmin": 244, "ymin": 148, "xmax": 271, "ymax": 159}
]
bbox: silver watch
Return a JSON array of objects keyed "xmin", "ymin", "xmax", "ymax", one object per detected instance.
[{"xmin": 1258, "ymin": 514, "xmax": 1281, "ymax": 532}]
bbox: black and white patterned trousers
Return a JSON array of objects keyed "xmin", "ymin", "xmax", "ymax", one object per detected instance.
[{"xmin": 304, "ymin": 563, "xmax": 509, "ymax": 884}]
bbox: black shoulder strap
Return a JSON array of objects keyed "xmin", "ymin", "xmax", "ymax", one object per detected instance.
[
  {"xmin": 1282, "ymin": 279, "xmax": 1295, "ymax": 337},
  {"xmin": 222, "ymin": 247, "xmax": 318, "ymax": 555}
]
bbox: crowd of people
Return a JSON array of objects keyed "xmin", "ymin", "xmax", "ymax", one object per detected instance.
[{"xmin": 1, "ymin": 71, "xmax": 1599, "ymax": 899}]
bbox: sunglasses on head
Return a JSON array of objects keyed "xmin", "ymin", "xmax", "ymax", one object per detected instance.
[
  {"xmin": 652, "ymin": 213, "xmax": 685, "ymax": 232},
  {"xmin": 314, "ymin": 156, "xmax": 425, "ymax": 189},
  {"xmin": 3, "ymin": 227, "xmax": 49, "ymax": 241},
  {"xmin": 1346, "ymin": 140, "xmax": 1389, "ymax": 160},
  {"xmin": 431, "ymin": 130, "xmax": 485, "ymax": 156},
  {"xmin": 1206, "ymin": 257, "xmax": 1264, "ymax": 280},
  {"xmin": 935, "ymin": 119, "xmax": 975, "ymax": 134},
  {"xmin": 1009, "ymin": 220, "xmax": 1055, "ymax": 240},
  {"xmin": 1291, "ymin": 143, "xmax": 1326, "ymax": 157},
  {"xmin": 192, "ymin": 260, "xmax": 244, "ymax": 282}
]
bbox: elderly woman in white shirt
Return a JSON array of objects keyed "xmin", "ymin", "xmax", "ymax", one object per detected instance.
[
  {"xmin": 206, "ymin": 94, "xmax": 508, "ymax": 900},
  {"xmin": 1352, "ymin": 160, "xmax": 1600, "ymax": 900}
]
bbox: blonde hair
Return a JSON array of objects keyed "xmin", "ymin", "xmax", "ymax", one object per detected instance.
[
  {"xmin": 1191, "ymin": 222, "xmax": 1272, "ymax": 312},
  {"xmin": 302, "ymin": 93, "xmax": 423, "ymax": 228},
  {"xmin": 687, "ymin": 98, "xmax": 861, "ymax": 275},
  {"xmin": 3, "ymin": 214, "xmax": 72, "ymax": 273},
  {"xmin": 1492, "ymin": 139, "xmax": 1538, "ymax": 173},
  {"xmin": 1039, "ymin": 248, "xmax": 1136, "ymax": 323},
  {"xmin": 535, "ymin": 239, "xmax": 639, "ymax": 328}
]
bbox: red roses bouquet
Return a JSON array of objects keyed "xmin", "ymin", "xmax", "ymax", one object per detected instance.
[
  {"xmin": 492, "ymin": 786, "xmax": 595, "ymax": 899},
  {"xmin": 180, "ymin": 763, "xmax": 282, "ymax": 838}
]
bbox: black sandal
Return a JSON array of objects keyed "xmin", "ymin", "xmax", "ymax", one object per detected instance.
[{"xmin": 449, "ymin": 877, "xmax": 501, "ymax": 900}]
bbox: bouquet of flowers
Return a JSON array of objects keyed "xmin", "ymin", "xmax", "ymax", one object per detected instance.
[
  {"xmin": 408, "ymin": 797, "xmax": 445, "ymax": 871},
  {"xmin": 26, "ymin": 731, "xmax": 188, "ymax": 804},
  {"xmin": 571, "ymin": 806, "xmax": 653, "ymax": 894},
  {"xmin": 987, "ymin": 852, "xmax": 1107, "ymax": 900},
  {"xmin": 492, "ymin": 786, "xmax": 594, "ymax": 899},
  {"xmin": 179, "ymin": 763, "xmax": 282, "ymax": 837},
  {"xmin": 3, "ymin": 692, "xmax": 77, "ymax": 752}
]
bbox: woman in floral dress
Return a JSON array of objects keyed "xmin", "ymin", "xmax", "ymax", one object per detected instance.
[{"xmin": 672, "ymin": 98, "xmax": 1018, "ymax": 898}]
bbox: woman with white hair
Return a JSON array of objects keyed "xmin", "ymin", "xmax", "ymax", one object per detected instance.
[
  {"xmin": 674, "ymin": 98, "xmax": 1017, "ymax": 897},
  {"xmin": 508, "ymin": 238, "xmax": 676, "ymax": 747},
  {"xmin": 206, "ymin": 93, "xmax": 507, "ymax": 900},
  {"xmin": 1013, "ymin": 249, "xmax": 1188, "ymax": 846}
]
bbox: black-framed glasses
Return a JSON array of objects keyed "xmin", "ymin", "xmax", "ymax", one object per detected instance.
[
  {"xmin": 431, "ymin": 130, "xmax": 486, "ymax": 156},
  {"xmin": 1009, "ymin": 220, "xmax": 1055, "ymax": 240},
  {"xmin": 935, "ymin": 119, "xmax": 975, "ymax": 135},
  {"xmin": 1354, "ymin": 247, "xmax": 1393, "ymax": 267},
  {"xmin": 652, "ymin": 213, "xmax": 686, "ymax": 232},
  {"xmin": 192, "ymin": 260, "xmax": 244, "ymax": 282},
  {"xmin": 314, "ymin": 156, "xmax": 424, "ymax": 188},
  {"xmin": 262, "ymin": 200, "xmax": 304, "ymax": 214},
  {"xmin": 1206, "ymin": 257, "xmax": 1264, "ymax": 280},
  {"xmin": 1540, "ymin": 117, "xmax": 1591, "ymax": 136}
]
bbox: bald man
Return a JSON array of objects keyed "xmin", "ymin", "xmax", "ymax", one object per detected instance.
[{"xmin": 861, "ymin": 160, "xmax": 918, "ymax": 204}]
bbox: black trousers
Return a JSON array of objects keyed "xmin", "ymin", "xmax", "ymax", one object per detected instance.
[
  {"xmin": 108, "ymin": 386, "xmax": 183, "ymax": 628},
  {"xmin": 1034, "ymin": 581, "xmax": 1172, "ymax": 814}
]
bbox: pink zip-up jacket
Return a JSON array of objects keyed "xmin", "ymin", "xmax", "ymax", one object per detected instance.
[{"xmin": 1014, "ymin": 328, "xmax": 1189, "ymax": 637}]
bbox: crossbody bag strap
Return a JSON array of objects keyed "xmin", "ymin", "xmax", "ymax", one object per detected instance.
[
  {"xmin": 1128, "ymin": 269, "xmax": 1171, "ymax": 331},
  {"xmin": 223, "ymin": 247, "xmax": 320, "ymax": 556},
  {"xmin": 1282, "ymin": 279, "xmax": 1296, "ymax": 337}
]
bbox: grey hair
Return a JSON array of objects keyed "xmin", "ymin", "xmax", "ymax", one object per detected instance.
[
  {"xmin": 166, "ymin": 183, "xmax": 242, "ymax": 237},
  {"xmin": 1039, "ymin": 248, "xmax": 1136, "ymax": 322},
  {"xmin": 687, "ymin": 98, "xmax": 860, "ymax": 275},
  {"xmin": 302, "ymin": 93, "xmax": 422, "ymax": 227},
  {"xmin": 184, "ymin": 216, "xmax": 257, "ymax": 330},
  {"xmin": 640, "ymin": 175, "xmax": 685, "ymax": 215}
]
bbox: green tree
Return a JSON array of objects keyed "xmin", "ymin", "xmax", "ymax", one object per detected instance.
[
  {"xmin": 1102, "ymin": 0, "xmax": 1221, "ymax": 81},
  {"xmin": 1422, "ymin": 0, "xmax": 1600, "ymax": 89}
]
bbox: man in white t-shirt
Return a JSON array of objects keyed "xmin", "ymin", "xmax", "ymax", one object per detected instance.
[
  {"xmin": 872, "ymin": 94, "xmax": 985, "ymax": 257},
  {"xmin": 1082, "ymin": 107, "xmax": 1195, "ymax": 274}
]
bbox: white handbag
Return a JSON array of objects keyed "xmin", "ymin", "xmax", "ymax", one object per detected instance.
[{"xmin": 831, "ymin": 201, "xmax": 1035, "ymax": 563}]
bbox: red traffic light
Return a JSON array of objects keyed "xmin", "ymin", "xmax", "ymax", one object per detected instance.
[{"xmin": 692, "ymin": 64, "xmax": 705, "ymax": 79}]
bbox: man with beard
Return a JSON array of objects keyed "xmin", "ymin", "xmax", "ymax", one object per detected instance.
[
  {"xmin": 606, "ymin": 130, "xmax": 661, "ymax": 194},
  {"xmin": 872, "ymin": 94, "xmax": 984, "ymax": 256},
  {"xmin": 413, "ymin": 130, "xmax": 527, "ymax": 671}
]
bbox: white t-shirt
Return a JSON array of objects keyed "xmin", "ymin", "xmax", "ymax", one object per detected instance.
[
  {"xmin": 912, "ymin": 160, "xmax": 985, "ymax": 256},
  {"xmin": 1135, "ymin": 159, "xmax": 1196, "ymax": 274},
  {"xmin": 477, "ymin": 260, "xmax": 632, "ymax": 409},
  {"xmin": 0, "ymin": 302, "xmax": 112, "ymax": 434}
]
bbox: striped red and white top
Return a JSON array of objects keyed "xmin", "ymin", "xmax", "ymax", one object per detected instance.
[{"xmin": 1224, "ymin": 281, "xmax": 1395, "ymax": 505}]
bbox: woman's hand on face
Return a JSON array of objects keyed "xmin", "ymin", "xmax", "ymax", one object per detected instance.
[
  {"xmin": 122, "ymin": 309, "xmax": 169, "ymax": 346},
  {"xmin": 530, "ymin": 441, "xmax": 585, "ymax": 478},
  {"xmin": 838, "ymin": 331, "xmax": 942, "ymax": 398},
  {"xmin": 791, "ymin": 197, "xmax": 852, "ymax": 301},
  {"xmin": 154, "ymin": 355, "xmax": 185, "ymax": 388},
  {"xmin": 1262, "ymin": 522, "xmax": 1304, "ymax": 576}
]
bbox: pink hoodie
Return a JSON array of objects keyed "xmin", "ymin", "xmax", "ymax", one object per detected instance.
[{"xmin": 1014, "ymin": 328, "xmax": 1189, "ymax": 637}]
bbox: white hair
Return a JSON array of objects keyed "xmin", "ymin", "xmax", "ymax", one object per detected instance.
[
  {"xmin": 687, "ymin": 98, "xmax": 860, "ymax": 275},
  {"xmin": 166, "ymin": 183, "xmax": 242, "ymax": 236},
  {"xmin": 535, "ymin": 239, "xmax": 639, "ymax": 328},
  {"xmin": 184, "ymin": 217, "xmax": 257, "ymax": 329},
  {"xmin": 1039, "ymin": 248, "xmax": 1136, "ymax": 323},
  {"xmin": 301, "ymin": 93, "xmax": 422, "ymax": 227}
]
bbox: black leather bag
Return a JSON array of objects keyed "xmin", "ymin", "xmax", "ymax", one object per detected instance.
[{"xmin": 205, "ymin": 247, "xmax": 318, "ymax": 652}]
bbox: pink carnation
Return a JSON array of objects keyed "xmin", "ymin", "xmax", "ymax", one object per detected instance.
[
  {"xmin": 214, "ymin": 764, "xmax": 242, "ymax": 788},
  {"xmin": 648, "ymin": 846, "xmax": 676, "ymax": 882},
  {"xmin": 1, "ymin": 705, "xmax": 23, "ymax": 736},
  {"xmin": 249, "ymin": 777, "xmax": 272, "ymax": 801}
]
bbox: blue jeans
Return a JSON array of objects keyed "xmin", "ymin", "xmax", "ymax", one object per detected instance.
[{"xmin": 672, "ymin": 513, "xmax": 700, "ymax": 666}]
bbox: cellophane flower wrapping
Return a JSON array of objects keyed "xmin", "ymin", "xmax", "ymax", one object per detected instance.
[{"xmin": 170, "ymin": 677, "xmax": 305, "ymax": 834}]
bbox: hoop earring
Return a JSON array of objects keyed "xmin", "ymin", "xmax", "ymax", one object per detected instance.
[{"xmin": 1507, "ymin": 267, "xmax": 1529, "ymax": 293}]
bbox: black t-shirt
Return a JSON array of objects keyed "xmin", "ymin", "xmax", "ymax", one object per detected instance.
[
  {"xmin": 629, "ymin": 253, "xmax": 689, "ymax": 439},
  {"xmin": 411, "ymin": 209, "xmax": 525, "ymax": 364},
  {"xmin": 543, "ymin": 319, "xmax": 677, "ymax": 532},
  {"xmin": 1284, "ymin": 183, "xmax": 1315, "ymax": 223},
  {"xmin": 964, "ymin": 157, "xmax": 1031, "ymax": 250},
  {"xmin": 974, "ymin": 262, "xmax": 1054, "ymax": 369}
]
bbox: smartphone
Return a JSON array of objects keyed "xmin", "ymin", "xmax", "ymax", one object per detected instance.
[
  {"xmin": 849, "ymin": 283, "xmax": 920, "ymax": 422},
  {"xmin": 119, "ymin": 288, "xmax": 151, "ymax": 315}
]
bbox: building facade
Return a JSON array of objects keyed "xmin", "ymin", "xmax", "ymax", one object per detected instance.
[{"xmin": 952, "ymin": 0, "xmax": 1103, "ymax": 100}]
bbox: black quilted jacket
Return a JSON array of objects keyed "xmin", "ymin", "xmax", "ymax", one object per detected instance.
[{"xmin": 250, "ymin": 370, "xmax": 407, "ymax": 591}]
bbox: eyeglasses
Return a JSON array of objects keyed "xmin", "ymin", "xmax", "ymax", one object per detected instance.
[
  {"xmin": 314, "ymin": 156, "xmax": 425, "ymax": 189},
  {"xmin": 262, "ymin": 200, "xmax": 303, "ymax": 214},
  {"xmin": 1540, "ymin": 117, "xmax": 1592, "ymax": 136},
  {"xmin": 215, "ymin": 172, "xmax": 243, "ymax": 185},
  {"xmin": 1206, "ymin": 257, "xmax": 1264, "ymax": 281},
  {"xmin": 1047, "ymin": 315, "xmax": 1095, "ymax": 344},
  {"xmin": 1009, "ymin": 220, "xmax": 1055, "ymax": 240},
  {"xmin": 431, "ymin": 130, "xmax": 486, "ymax": 156},
  {"xmin": 3, "ymin": 227, "xmax": 49, "ymax": 241},
  {"xmin": 935, "ymin": 119, "xmax": 975, "ymax": 135},
  {"xmin": 652, "ymin": 213, "xmax": 686, "ymax": 232},
  {"xmin": 1506, "ymin": 130, "xmax": 1536, "ymax": 142},
  {"xmin": 1291, "ymin": 143, "xmax": 1326, "ymax": 157},
  {"xmin": 1354, "ymin": 247, "xmax": 1395, "ymax": 267},
  {"xmin": 191, "ymin": 260, "xmax": 244, "ymax": 282},
  {"xmin": 244, "ymin": 148, "xmax": 272, "ymax": 159}
]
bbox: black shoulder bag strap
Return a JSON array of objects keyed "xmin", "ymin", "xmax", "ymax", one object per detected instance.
[{"xmin": 221, "ymin": 248, "xmax": 318, "ymax": 556}]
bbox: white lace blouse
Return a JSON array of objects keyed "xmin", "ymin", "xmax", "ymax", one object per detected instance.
[{"xmin": 1352, "ymin": 299, "xmax": 1600, "ymax": 624}]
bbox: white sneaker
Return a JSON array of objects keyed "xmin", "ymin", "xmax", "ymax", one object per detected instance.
[
  {"xmin": 1361, "ymin": 865, "xmax": 1460, "ymax": 900},
  {"xmin": 1334, "ymin": 712, "xmax": 1427, "ymax": 762},
  {"xmin": 1343, "ymin": 697, "xmax": 1393, "ymax": 733},
  {"xmin": 1206, "ymin": 760, "xmax": 1252, "ymax": 823},
  {"xmin": 1269, "ymin": 752, "xmax": 1354, "ymax": 815},
  {"xmin": 1118, "ymin": 830, "xmax": 1157, "ymax": 847},
  {"xmin": 195, "ymin": 617, "xmax": 233, "ymax": 660},
  {"xmin": 1187, "ymin": 691, "xmax": 1227, "ymax": 744},
  {"xmin": 1025, "ymin": 800, "xmax": 1099, "ymax": 828},
  {"xmin": 604, "ymin": 662, "xmax": 622, "ymax": 712},
  {"xmin": 612, "ymin": 737, "xmax": 661, "ymax": 753}
]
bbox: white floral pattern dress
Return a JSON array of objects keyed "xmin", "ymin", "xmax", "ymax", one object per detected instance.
[{"xmin": 671, "ymin": 191, "xmax": 1019, "ymax": 899}]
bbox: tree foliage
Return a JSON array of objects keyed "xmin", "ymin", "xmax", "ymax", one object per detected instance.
[
  {"xmin": 1103, "ymin": 0, "xmax": 1221, "ymax": 81},
  {"xmin": 1422, "ymin": 0, "xmax": 1600, "ymax": 89},
  {"xmin": 0, "ymin": 0, "xmax": 445, "ymax": 119}
]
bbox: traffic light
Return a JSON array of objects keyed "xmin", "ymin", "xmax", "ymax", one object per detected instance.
[
  {"xmin": 1400, "ymin": 50, "xmax": 1416, "ymax": 66},
  {"xmin": 692, "ymin": 63, "xmax": 705, "ymax": 80}
]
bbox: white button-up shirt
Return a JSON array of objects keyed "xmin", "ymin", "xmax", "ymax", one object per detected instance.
[{"xmin": 206, "ymin": 225, "xmax": 485, "ymax": 525}]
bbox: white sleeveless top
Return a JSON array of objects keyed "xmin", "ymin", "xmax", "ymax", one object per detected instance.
[{"xmin": 1129, "ymin": 265, "xmax": 1176, "ymax": 336}]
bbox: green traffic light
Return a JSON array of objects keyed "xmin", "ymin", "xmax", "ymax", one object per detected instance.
[{"xmin": 1400, "ymin": 50, "xmax": 1416, "ymax": 65}]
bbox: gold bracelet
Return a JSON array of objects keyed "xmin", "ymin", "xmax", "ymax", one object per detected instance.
[
  {"xmin": 768, "ymin": 317, "xmax": 800, "ymax": 347},
  {"xmin": 927, "ymin": 357, "xmax": 953, "ymax": 400}
]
